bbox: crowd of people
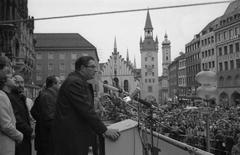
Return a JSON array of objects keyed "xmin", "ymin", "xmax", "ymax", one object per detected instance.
[
  {"xmin": 96, "ymin": 91, "xmax": 240, "ymax": 155},
  {"xmin": 0, "ymin": 56, "xmax": 120, "ymax": 155}
]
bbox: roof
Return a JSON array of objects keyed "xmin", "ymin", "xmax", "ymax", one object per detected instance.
[
  {"xmin": 144, "ymin": 10, "xmax": 153, "ymax": 30},
  {"xmin": 224, "ymin": 0, "xmax": 240, "ymax": 15},
  {"xmin": 34, "ymin": 33, "xmax": 96, "ymax": 49}
]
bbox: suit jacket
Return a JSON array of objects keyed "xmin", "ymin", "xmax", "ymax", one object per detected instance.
[
  {"xmin": 0, "ymin": 90, "xmax": 23, "ymax": 155},
  {"xmin": 35, "ymin": 87, "xmax": 58, "ymax": 152},
  {"xmin": 8, "ymin": 91, "xmax": 33, "ymax": 155},
  {"xmin": 53, "ymin": 71, "xmax": 107, "ymax": 155}
]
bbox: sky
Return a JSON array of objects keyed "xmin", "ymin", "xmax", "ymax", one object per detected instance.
[{"xmin": 28, "ymin": 0, "xmax": 230, "ymax": 75}]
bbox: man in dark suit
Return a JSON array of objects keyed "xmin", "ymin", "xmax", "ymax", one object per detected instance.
[
  {"xmin": 8, "ymin": 75, "xmax": 33, "ymax": 155},
  {"xmin": 32, "ymin": 75, "xmax": 60, "ymax": 155},
  {"xmin": 53, "ymin": 56, "xmax": 120, "ymax": 155}
]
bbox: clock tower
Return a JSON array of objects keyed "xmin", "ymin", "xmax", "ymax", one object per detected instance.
[{"xmin": 140, "ymin": 10, "xmax": 159, "ymax": 105}]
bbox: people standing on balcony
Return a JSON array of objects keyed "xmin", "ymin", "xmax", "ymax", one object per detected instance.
[
  {"xmin": 31, "ymin": 75, "xmax": 60, "ymax": 155},
  {"xmin": 0, "ymin": 58, "xmax": 23, "ymax": 155},
  {"xmin": 53, "ymin": 56, "xmax": 120, "ymax": 155},
  {"xmin": 7, "ymin": 75, "xmax": 33, "ymax": 155}
]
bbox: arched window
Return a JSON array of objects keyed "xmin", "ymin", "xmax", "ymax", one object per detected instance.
[
  {"xmin": 124, "ymin": 80, "xmax": 129, "ymax": 92},
  {"xmin": 113, "ymin": 77, "xmax": 119, "ymax": 88},
  {"xmin": 103, "ymin": 80, "xmax": 108, "ymax": 93}
]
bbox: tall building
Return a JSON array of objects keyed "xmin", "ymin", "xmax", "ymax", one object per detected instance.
[
  {"xmin": 200, "ymin": 19, "xmax": 218, "ymax": 72},
  {"xmin": 177, "ymin": 53, "xmax": 187, "ymax": 101},
  {"xmin": 0, "ymin": 0, "xmax": 35, "ymax": 83},
  {"xmin": 100, "ymin": 38, "xmax": 139, "ymax": 95},
  {"xmin": 215, "ymin": 0, "xmax": 240, "ymax": 106},
  {"xmin": 162, "ymin": 33, "xmax": 172, "ymax": 76},
  {"xmin": 158, "ymin": 33, "xmax": 172, "ymax": 104},
  {"xmin": 140, "ymin": 10, "xmax": 159, "ymax": 104},
  {"xmin": 168, "ymin": 57, "xmax": 179, "ymax": 102},
  {"xmin": 34, "ymin": 33, "xmax": 99, "ymax": 90},
  {"xmin": 185, "ymin": 34, "xmax": 201, "ymax": 102}
]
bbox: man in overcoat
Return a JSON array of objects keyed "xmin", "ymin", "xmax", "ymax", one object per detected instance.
[
  {"xmin": 7, "ymin": 75, "xmax": 33, "ymax": 155},
  {"xmin": 53, "ymin": 56, "xmax": 120, "ymax": 155}
]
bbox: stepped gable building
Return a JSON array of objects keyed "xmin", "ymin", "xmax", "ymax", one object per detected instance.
[
  {"xmin": 140, "ymin": 10, "xmax": 159, "ymax": 104},
  {"xmin": 34, "ymin": 33, "xmax": 99, "ymax": 90},
  {"xmin": 100, "ymin": 38, "xmax": 140, "ymax": 95},
  {"xmin": 0, "ymin": 0, "xmax": 35, "ymax": 83},
  {"xmin": 214, "ymin": 0, "xmax": 240, "ymax": 106}
]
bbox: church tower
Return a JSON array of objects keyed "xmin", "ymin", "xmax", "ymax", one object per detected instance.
[
  {"xmin": 162, "ymin": 33, "xmax": 171, "ymax": 76},
  {"xmin": 140, "ymin": 10, "xmax": 159, "ymax": 104}
]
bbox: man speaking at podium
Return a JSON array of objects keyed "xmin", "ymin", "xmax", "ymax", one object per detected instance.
[{"xmin": 53, "ymin": 56, "xmax": 120, "ymax": 155}]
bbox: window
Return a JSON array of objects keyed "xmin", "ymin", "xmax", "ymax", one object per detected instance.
[
  {"xmin": 219, "ymin": 63, "xmax": 223, "ymax": 71},
  {"xmin": 153, "ymin": 79, "xmax": 155, "ymax": 83},
  {"xmin": 60, "ymin": 63, "xmax": 65, "ymax": 70},
  {"xmin": 152, "ymin": 72, "xmax": 154, "ymax": 76},
  {"xmin": 202, "ymin": 52, "xmax": 204, "ymax": 58},
  {"xmin": 152, "ymin": 57, "xmax": 154, "ymax": 61},
  {"xmin": 36, "ymin": 53, "xmax": 42, "ymax": 59},
  {"xmin": 60, "ymin": 73, "xmax": 65, "ymax": 81},
  {"xmin": 219, "ymin": 47, "xmax": 222, "ymax": 56},
  {"xmin": 212, "ymin": 61, "xmax": 215, "ymax": 68},
  {"xmin": 236, "ymin": 42, "xmax": 239, "ymax": 52},
  {"xmin": 212, "ymin": 49, "xmax": 214, "ymax": 55},
  {"xmin": 145, "ymin": 79, "xmax": 147, "ymax": 83},
  {"xmin": 145, "ymin": 57, "xmax": 147, "ymax": 61},
  {"xmin": 71, "ymin": 53, "xmax": 77, "ymax": 60},
  {"xmin": 229, "ymin": 44, "xmax": 233, "ymax": 53},
  {"xmin": 209, "ymin": 62, "xmax": 211, "ymax": 68},
  {"xmin": 148, "ymin": 86, "xmax": 152, "ymax": 92},
  {"xmin": 224, "ymin": 46, "xmax": 228, "ymax": 55},
  {"xmin": 71, "ymin": 62, "xmax": 75, "ymax": 70},
  {"xmin": 149, "ymin": 79, "xmax": 151, "ymax": 83},
  {"xmin": 145, "ymin": 72, "xmax": 147, "ymax": 76},
  {"xmin": 59, "ymin": 53, "xmax": 65, "ymax": 60},
  {"xmin": 230, "ymin": 60, "xmax": 234, "ymax": 69},
  {"xmin": 48, "ymin": 63, "xmax": 53, "ymax": 70},
  {"xmin": 48, "ymin": 53, "xmax": 54, "ymax": 59},
  {"xmin": 36, "ymin": 64, "xmax": 41, "ymax": 70},
  {"xmin": 36, "ymin": 75, "xmax": 42, "ymax": 81},
  {"xmin": 237, "ymin": 59, "xmax": 240, "ymax": 68},
  {"xmin": 224, "ymin": 61, "xmax": 228, "ymax": 70}
]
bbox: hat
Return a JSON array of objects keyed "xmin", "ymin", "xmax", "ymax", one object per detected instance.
[{"xmin": 0, "ymin": 56, "xmax": 10, "ymax": 66}]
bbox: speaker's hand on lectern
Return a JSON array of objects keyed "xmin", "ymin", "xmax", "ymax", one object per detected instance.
[{"xmin": 103, "ymin": 129, "xmax": 120, "ymax": 141}]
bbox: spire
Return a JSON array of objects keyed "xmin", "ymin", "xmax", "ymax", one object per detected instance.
[
  {"xmin": 155, "ymin": 36, "xmax": 158, "ymax": 43},
  {"xmin": 134, "ymin": 56, "xmax": 136, "ymax": 69},
  {"xmin": 126, "ymin": 49, "xmax": 129, "ymax": 63},
  {"xmin": 114, "ymin": 36, "xmax": 117, "ymax": 54},
  {"xmin": 164, "ymin": 33, "xmax": 168, "ymax": 39},
  {"xmin": 144, "ymin": 10, "xmax": 153, "ymax": 30}
]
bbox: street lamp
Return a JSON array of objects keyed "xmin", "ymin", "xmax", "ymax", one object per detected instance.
[{"xmin": 196, "ymin": 71, "xmax": 217, "ymax": 152}]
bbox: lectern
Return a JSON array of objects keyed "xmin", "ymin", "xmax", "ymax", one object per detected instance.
[{"xmin": 105, "ymin": 119, "xmax": 143, "ymax": 155}]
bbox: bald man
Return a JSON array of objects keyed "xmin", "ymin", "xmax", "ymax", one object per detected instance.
[{"xmin": 7, "ymin": 75, "xmax": 33, "ymax": 155}]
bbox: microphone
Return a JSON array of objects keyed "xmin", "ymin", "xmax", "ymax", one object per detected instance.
[
  {"xmin": 103, "ymin": 84, "xmax": 123, "ymax": 93},
  {"xmin": 130, "ymin": 87, "xmax": 153, "ymax": 108}
]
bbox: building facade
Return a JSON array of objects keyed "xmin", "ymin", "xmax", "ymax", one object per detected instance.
[
  {"xmin": 178, "ymin": 53, "xmax": 187, "ymax": 101},
  {"xmin": 0, "ymin": 0, "xmax": 35, "ymax": 83},
  {"xmin": 140, "ymin": 11, "xmax": 159, "ymax": 104},
  {"xmin": 100, "ymin": 38, "xmax": 139, "ymax": 95},
  {"xmin": 185, "ymin": 34, "xmax": 201, "ymax": 102},
  {"xmin": 215, "ymin": 0, "xmax": 240, "ymax": 106},
  {"xmin": 34, "ymin": 33, "xmax": 99, "ymax": 89},
  {"xmin": 168, "ymin": 57, "xmax": 179, "ymax": 102}
]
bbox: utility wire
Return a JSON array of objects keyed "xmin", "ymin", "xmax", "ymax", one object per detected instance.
[{"xmin": 0, "ymin": 1, "xmax": 231, "ymax": 24}]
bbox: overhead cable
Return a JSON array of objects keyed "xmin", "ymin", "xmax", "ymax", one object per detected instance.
[{"xmin": 0, "ymin": 1, "xmax": 232, "ymax": 24}]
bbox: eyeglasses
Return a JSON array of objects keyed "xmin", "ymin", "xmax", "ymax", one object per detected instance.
[{"xmin": 85, "ymin": 65, "xmax": 97, "ymax": 69}]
